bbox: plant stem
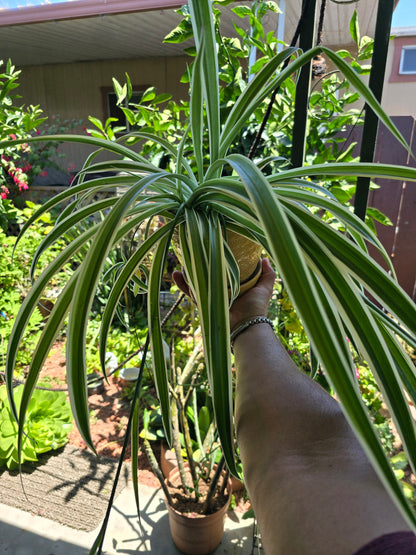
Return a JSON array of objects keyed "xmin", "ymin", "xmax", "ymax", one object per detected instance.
[
  {"xmin": 180, "ymin": 337, "xmax": 203, "ymax": 385},
  {"xmin": 143, "ymin": 439, "xmax": 173, "ymax": 505},
  {"xmin": 171, "ymin": 396, "xmax": 193, "ymax": 492},
  {"xmin": 220, "ymin": 469, "xmax": 230, "ymax": 496},
  {"xmin": 192, "ymin": 388, "xmax": 205, "ymax": 454},
  {"xmin": 202, "ymin": 456, "xmax": 226, "ymax": 514},
  {"xmin": 178, "ymin": 395, "xmax": 198, "ymax": 484},
  {"xmin": 92, "ymin": 333, "xmax": 149, "ymax": 554}
]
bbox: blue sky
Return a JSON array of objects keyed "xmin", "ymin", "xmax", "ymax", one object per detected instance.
[
  {"xmin": 392, "ymin": 0, "xmax": 416, "ymax": 27},
  {"xmin": 0, "ymin": 0, "xmax": 74, "ymax": 7}
]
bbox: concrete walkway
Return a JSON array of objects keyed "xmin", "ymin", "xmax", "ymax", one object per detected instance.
[{"xmin": 0, "ymin": 480, "xmax": 261, "ymax": 554}]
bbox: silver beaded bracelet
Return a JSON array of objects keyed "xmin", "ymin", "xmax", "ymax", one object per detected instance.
[{"xmin": 230, "ymin": 316, "xmax": 274, "ymax": 347}]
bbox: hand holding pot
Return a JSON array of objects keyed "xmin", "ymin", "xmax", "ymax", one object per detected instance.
[{"xmin": 229, "ymin": 257, "xmax": 275, "ymax": 332}]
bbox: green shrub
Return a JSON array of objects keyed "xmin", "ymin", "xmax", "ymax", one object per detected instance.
[{"xmin": 0, "ymin": 202, "xmax": 65, "ymax": 373}]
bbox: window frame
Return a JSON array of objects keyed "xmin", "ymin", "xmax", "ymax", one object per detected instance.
[
  {"xmin": 389, "ymin": 34, "xmax": 416, "ymax": 83},
  {"xmin": 101, "ymin": 85, "xmax": 149, "ymax": 132},
  {"xmin": 399, "ymin": 45, "xmax": 416, "ymax": 75}
]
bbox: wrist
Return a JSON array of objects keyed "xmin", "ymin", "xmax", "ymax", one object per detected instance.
[
  {"xmin": 230, "ymin": 316, "xmax": 274, "ymax": 348},
  {"xmin": 230, "ymin": 310, "xmax": 268, "ymax": 332}
]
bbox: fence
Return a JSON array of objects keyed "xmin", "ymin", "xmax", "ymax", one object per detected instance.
[{"xmin": 345, "ymin": 115, "xmax": 416, "ymax": 301}]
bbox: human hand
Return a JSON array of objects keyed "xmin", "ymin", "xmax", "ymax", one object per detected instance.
[
  {"xmin": 229, "ymin": 258, "xmax": 276, "ymax": 332},
  {"xmin": 172, "ymin": 258, "xmax": 276, "ymax": 331},
  {"xmin": 172, "ymin": 270, "xmax": 194, "ymax": 301}
]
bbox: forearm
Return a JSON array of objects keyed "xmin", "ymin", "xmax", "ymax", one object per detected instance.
[
  {"xmin": 234, "ymin": 321, "xmax": 354, "ymax": 449},
  {"xmin": 234, "ymin": 323, "xmax": 409, "ymax": 554}
]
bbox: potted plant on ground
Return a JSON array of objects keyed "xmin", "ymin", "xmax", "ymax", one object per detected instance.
[
  {"xmin": 141, "ymin": 336, "xmax": 234, "ymax": 555},
  {"xmin": 4, "ymin": 0, "xmax": 416, "ymax": 546}
]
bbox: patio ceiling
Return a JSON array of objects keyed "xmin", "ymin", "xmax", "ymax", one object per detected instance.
[{"xmin": 0, "ymin": 0, "xmax": 387, "ymax": 67}]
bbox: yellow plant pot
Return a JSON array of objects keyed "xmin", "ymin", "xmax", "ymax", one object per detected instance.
[
  {"xmin": 173, "ymin": 228, "xmax": 262, "ymax": 297},
  {"xmin": 226, "ymin": 230, "xmax": 262, "ymax": 296}
]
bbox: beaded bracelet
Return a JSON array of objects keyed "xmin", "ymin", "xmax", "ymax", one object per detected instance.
[{"xmin": 230, "ymin": 316, "xmax": 274, "ymax": 348}]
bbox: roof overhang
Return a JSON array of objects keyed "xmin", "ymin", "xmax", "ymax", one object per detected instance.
[
  {"xmin": 391, "ymin": 26, "xmax": 416, "ymax": 37},
  {"xmin": 0, "ymin": 0, "xmax": 183, "ymax": 26},
  {"xmin": 0, "ymin": 0, "xmax": 390, "ymax": 67}
]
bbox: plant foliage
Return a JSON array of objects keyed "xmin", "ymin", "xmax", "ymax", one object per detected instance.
[{"xmin": 3, "ymin": 0, "xmax": 416, "ymax": 533}]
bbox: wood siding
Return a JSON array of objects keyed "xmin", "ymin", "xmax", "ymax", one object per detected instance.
[
  {"xmin": 345, "ymin": 116, "xmax": 416, "ymax": 300},
  {"xmin": 369, "ymin": 116, "xmax": 416, "ymax": 300},
  {"xmin": 17, "ymin": 56, "xmax": 189, "ymax": 179}
]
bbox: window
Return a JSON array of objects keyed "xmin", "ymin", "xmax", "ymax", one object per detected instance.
[
  {"xmin": 102, "ymin": 87, "xmax": 147, "ymax": 132},
  {"xmin": 399, "ymin": 46, "xmax": 416, "ymax": 75},
  {"xmin": 389, "ymin": 35, "xmax": 416, "ymax": 83}
]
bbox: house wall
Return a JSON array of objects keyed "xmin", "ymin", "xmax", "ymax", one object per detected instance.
[
  {"xmin": 382, "ymin": 32, "xmax": 416, "ymax": 117},
  {"xmin": 17, "ymin": 56, "xmax": 189, "ymax": 184}
]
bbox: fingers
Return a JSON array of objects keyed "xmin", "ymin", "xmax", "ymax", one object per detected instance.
[
  {"xmin": 229, "ymin": 258, "xmax": 276, "ymax": 330},
  {"xmin": 172, "ymin": 270, "xmax": 191, "ymax": 297},
  {"xmin": 257, "ymin": 258, "xmax": 276, "ymax": 295}
]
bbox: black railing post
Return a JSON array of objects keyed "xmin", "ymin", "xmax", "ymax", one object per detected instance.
[
  {"xmin": 291, "ymin": 0, "xmax": 318, "ymax": 169},
  {"xmin": 354, "ymin": 0, "xmax": 396, "ymax": 220}
]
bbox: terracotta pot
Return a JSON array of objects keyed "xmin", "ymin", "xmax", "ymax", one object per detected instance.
[
  {"xmin": 230, "ymin": 475, "xmax": 244, "ymax": 492},
  {"xmin": 165, "ymin": 464, "xmax": 232, "ymax": 555},
  {"xmin": 161, "ymin": 443, "xmax": 244, "ymax": 492},
  {"xmin": 160, "ymin": 443, "xmax": 177, "ymax": 478}
]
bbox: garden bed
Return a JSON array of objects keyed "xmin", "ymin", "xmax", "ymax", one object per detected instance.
[
  {"xmin": 39, "ymin": 339, "xmax": 160, "ymax": 488},
  {"xmin": 39, "ymin": 340, "xmax": 251, "ymax": 512}
]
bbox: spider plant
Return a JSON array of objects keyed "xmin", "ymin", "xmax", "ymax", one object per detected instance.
[{"xmin": 4, "ymin": 0, "xmax": 416, "ymax": 531}]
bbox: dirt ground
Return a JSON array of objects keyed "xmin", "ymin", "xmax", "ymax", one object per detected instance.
[{"xmin": 40, "ymin": 339, "xmax": 160, "ymax": 488}]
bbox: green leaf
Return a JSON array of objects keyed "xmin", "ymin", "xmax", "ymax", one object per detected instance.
[
  {"xmin": 350, "ymin": 11, "xmax": 360, "ymax": 46},
  {"xmin": 5, "ymin": 228, "xmax": 97, "ymax": 423},
  {"xmin": 189, "ymin": 0, "xmax": 220, "ymax": 164},
  {"xmin": 207, "ymin": 216, "xmax": 237, "ymax": 475},
  {"xmin": 190, "ymin": 33, "xmax": 205, "ymax": 181},
  {"xmin": 232, "ymin": 6, "xmax": 251, "ymax": 17},
  {"xmin": 141, "ymin": 87, "xmax": 156, "ymax": 102},
  {"xmin": 17, "ymin": 273, "xmax": 78, "ymax": 460},
  {"xmin": 66, "ymin": 173, "xmax": 166, "ymax": 451},
  {"xmin": 131, "ymin": 394, "xmax": 141, "ymax": 515},
  {"xmin": 153, "ymin": 93, "xmax": 172, "ymax": 105},
  {"xmin": 163, "ymin": 18, "xmax": 194, "ymax": 44},
  {"xmin": 220, "ymin": 47, "xmax": 297, "ymax": 155},
  {"xmin": 99, "ymin": 220, "xmax": 176, "ymax": 371},
  {"xmin": 148, "ymin": 232, "xmax": 173, "ymax": 445},
  {"xmin": 366, "ymin": 207, "xmax": 393, "ymax": 226},
  {"xmin": 112, "ymin": 77, "xmax": 127, "ymax": 104}
]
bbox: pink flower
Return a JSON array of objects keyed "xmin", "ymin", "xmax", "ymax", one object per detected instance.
[
  {"xmin": 355, "ymin": 368, "xmax": 360, "ymax": 379},
  {"xmin": 1, "ymin": 192, "xmax": 7, "ymax": 199}
]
